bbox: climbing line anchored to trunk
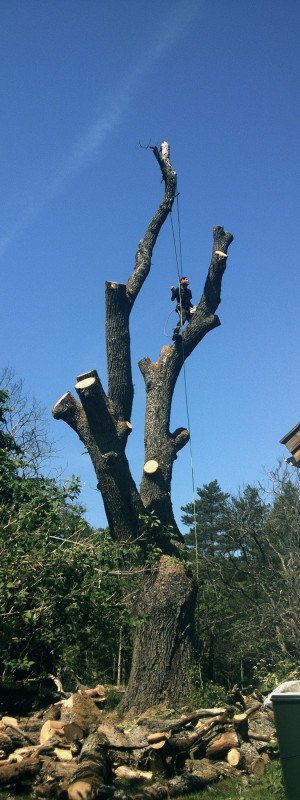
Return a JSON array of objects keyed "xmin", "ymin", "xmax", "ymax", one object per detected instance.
[{"xmin": 170, "ymin": 195, "xmax": 199, "ymax": 580}]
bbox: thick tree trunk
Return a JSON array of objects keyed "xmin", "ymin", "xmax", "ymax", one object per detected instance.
[{"xmin": 121, "ymin": 556, "xmax": 197, "ymax": 712}]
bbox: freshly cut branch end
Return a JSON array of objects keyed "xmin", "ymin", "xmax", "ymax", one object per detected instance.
[
  {"xmin": 75, "ymin": 377, "xmax": 96, "ymax": 391},
  {"xmin": 52, "ymin": 393, "xmax": 80, "ymax": 421},
  {"xmin": 227, "ymin": 747, "xmax": 241, "ymax": 767},
  {"xmin": 144, "ymin": 459, "xmax": 159, "ymax": 475}
]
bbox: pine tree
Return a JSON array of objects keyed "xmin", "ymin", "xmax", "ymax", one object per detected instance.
[{"xmin": 181, "ymin": 479, "xmax": 229, "ymax": 558}]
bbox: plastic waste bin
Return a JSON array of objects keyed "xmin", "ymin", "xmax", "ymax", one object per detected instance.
[{"xmin": 272, "ymin": 692, "xmax": 300, "ymax": 800}]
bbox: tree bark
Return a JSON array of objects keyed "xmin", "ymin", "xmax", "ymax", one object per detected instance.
[
  {"xmin": 0, "ymin": 755, "xmax": 41, "ymax": 787},
  {"xmin": 121, "ymin": 556, "xmax": 197, "ymax": 712},
  {"xmin": 67, "ymin": 732, "xmax": 112, "ymax": 800}
]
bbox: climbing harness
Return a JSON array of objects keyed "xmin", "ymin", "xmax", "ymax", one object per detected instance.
[{"xmin": 170, "ymin": 195, "xmax": 199, "ymax": 580}]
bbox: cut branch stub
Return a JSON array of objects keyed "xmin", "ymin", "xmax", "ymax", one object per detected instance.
[
  {"xmin": 52, "ymin": 392, "xmax": 80, "ymax": 423},
  {"xmin": 144, "ymin": 459, "xmax": 159, "ymax": 475},
  {"xmin": 75, "ymin": 373, "xmax": 118, "ymax": 451},
  {"xmin": 198, "ymin": 226, "xmax": 234, "ymax": 318},
  {"xmin": 116, "ymin": 420, "xmax": 133, "ymax": 446},
  {"xmin": 171, "ymin": 427, "xmax": 190, "ymax": 453},
  {"xmin": 52, "ymin": 393, "xmax": 87, "ymax": 442},
  {"xmin": 77, "ymin": 369, "xmax": 99, "ymax": 383}
]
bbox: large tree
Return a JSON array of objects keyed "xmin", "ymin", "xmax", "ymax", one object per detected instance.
[{"xmin": 53, "ymin": 143, "xmax": 233, "ymax": 711}]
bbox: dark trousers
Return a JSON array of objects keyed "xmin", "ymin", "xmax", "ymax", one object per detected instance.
[{"xmin": 173, "ymin": 306, "xmax": 191, "ymax": 336}]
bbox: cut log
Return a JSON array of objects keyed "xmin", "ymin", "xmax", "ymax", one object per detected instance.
[
  {"xmin": 79, "ymin": 684, "xmax": 106, "ymax": 699},
  {"xmin": 54, "ymin": 747, "xmax": 73, "ymax": 761},
  {"xmin": 141, "ymin": 708, "xmax": 227, "ymax": 734},
  {"xmin": 233, "ymin": 712, "xmax": 249, "ymax": 740},
  {"xmin": 245, "ymin": 702, "xmax": 262, "ymax": 717},
  {"xmin": 205, "ymin": 731, "xmax": 239, "ymax": 758},
  {"xmin": 0, "ymin": 722, "xmax": 35, "ymax": 755},
  {"xmin": 150, "ymin": 738, "xmax": 167, "ymax": 750},
  {"xmin": 195, "ymin": 716, "xmax": 219, "ymax": 730},
  {"xmin": 171, "ymin": 708, "xmax": 227, "ymax": 732},
  {"xmin": 68, "ymin": 781, "xmax": 93, "ymax": 800},
  {"xmin": 1, "ymin": 716, "xmax": 19, "ymax": 728},
  {"xmin": 248, "ymin": 731, "xmax": 272, "ymax": 742},
  {"xmin": 7, "ymin": 740, "xmax": 70, "ymax": 762},
  {"xmin": 185, "ymin": 758, "xmax": 234, "ymax": 786},
  {"xmin": 97, "ymin": 723, "xmax": 149, "ymax": 750},
  {"xmin": 61, "ymin": 692, "xmax": 102, "ymax": 734},
  {"xmin": 166, "ymin": 712, "xmax": 228, "ymax": 756},
  {"xmin": 40, "ymin": 719, "xmax": 65, "ymax": 744},
  {"xmin": 0, "ymin": 754, "xmax": 41, "ymax": 786},
  {"xmin": 226, "ymin": 747, "xmax": 241, "ymax": 767},
  {"xmin": 63, "ymin": 722, "xmax": 84, "ymax": 743},
  {"xmin": 114, "ymin": 765, "xmax": 152, "ymax": 781},
  {"xmin": 67, "ymin": 732, "xmax": 112, "ymax": 800},
  {"xmin": 239, "ymin": 742, "xmax": 266, "ymax": 776},
  {"xmin": 143, "ymin": 459, "xmax": 159, "ymax": 475},
  {"xmin": 147, "ymin": 732, "xmax": 168, "ymax": 745},
  {"xmin": 130, "ymin": 762, "xmax": 236, "ymax": 799}
]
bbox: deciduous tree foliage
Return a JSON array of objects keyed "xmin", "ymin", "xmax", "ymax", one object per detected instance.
[
  {"xmin": 183, "ymin": 472, "xmax": 300, "ymax": 690},
  {"xmin": 0, "ymin": 385, "xmax": 132, "ymax": 689}
]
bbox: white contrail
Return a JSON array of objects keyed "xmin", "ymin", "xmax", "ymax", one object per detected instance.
[{"xmin": 0, "ymin": 0, "xmax": 203, "ymax": 257}]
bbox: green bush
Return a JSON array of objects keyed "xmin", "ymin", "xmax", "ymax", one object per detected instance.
[{"xmin": 191, "ymin": 677, "xmax": 227, "ymax": 708}]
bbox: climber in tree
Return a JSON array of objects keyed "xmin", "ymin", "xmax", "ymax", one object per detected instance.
[{"xmin": 171, "ymin": 276, "xmax": 195, "ymax": 340}]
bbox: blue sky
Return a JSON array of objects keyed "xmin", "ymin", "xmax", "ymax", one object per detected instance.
[{"xmin": 1, "ymin": 0, "xmax": 300, "ymax": 528}]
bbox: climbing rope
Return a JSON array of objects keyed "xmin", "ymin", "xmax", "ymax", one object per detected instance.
[{"xmin": 170, "ymin": 195, "xmax": 199, "ymax": 580}]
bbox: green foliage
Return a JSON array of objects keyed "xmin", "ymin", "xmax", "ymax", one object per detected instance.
[
  {"xmin": 0, "ymin": 382, "xmax": 134, "ymax": 688},
  {"xmin": 183, "ymin": 471, "xmax": 300, "ymax": 691},
  {"xmin": 182, "ymin": 480, "xmax": 230, "ymax": 558},
  {"xmin": 252, "ymin": 658, "xmax": 298, "ymax": 692},
  {"xmin": 191, "ymin": 676, "xmax": 227, "ymax": 708}
]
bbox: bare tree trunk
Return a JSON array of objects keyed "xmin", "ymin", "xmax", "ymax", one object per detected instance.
[
  {"xmin": 117, "ymin": 627, "xmax": 123, "ymax": 688},
  {"xmin": 53, "ymin": 142, "xmax": 233, "ymax": 711},
  {"xmin": 121, "ymin": 557, "xmax": 197, "ymax": 712}
]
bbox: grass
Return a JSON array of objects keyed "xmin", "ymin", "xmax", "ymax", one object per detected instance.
[{"xmin": 185, "ymin": 763, "xmax": 286, "ymax": 800}]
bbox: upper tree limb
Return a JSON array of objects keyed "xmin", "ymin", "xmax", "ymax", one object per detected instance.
[{"xmin": 106, "ymin": 144, "xmax": 177, "ymax": 422}]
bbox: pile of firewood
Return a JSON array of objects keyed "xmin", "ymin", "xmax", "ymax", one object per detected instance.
[{"xmin": 0, "ymin": 685, "xmax": 278, "ymax": 799}]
